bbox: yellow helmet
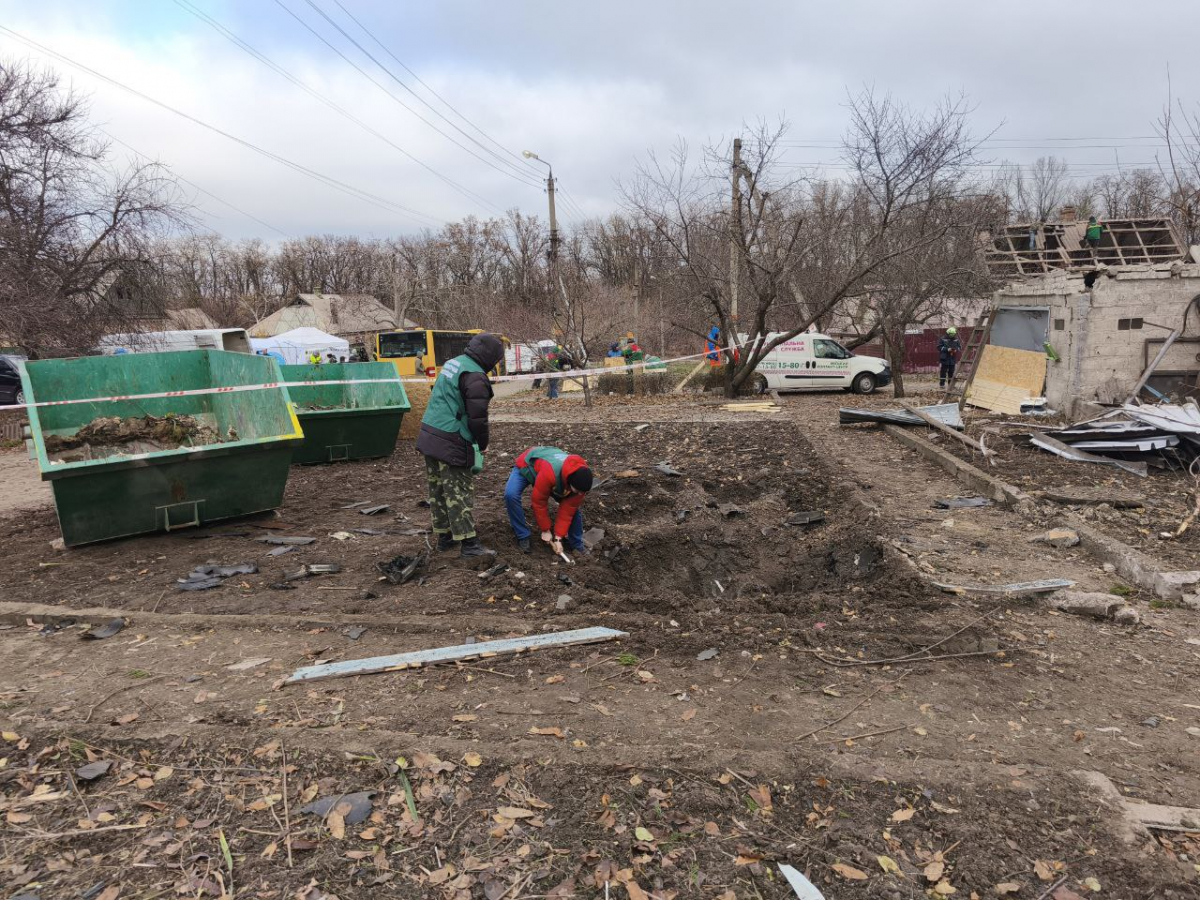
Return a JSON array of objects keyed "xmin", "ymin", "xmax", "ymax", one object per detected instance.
[{"xmin": 946, "ymin": 327, "xmax": 958, "ymax": 336}]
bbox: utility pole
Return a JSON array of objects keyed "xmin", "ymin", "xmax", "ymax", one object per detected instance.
[
  {"xmin": 546, "ymin": 169, "xmax": 560, "ymax": 265},
  {"xmin": 729, "ymin": 137, "xmax": 742, "ymax": 329},
  {"xmin": 632, "ymin": 261, "xmax": 640, "ymax": 329}
]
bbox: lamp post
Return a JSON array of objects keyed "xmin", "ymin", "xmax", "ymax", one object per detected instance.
[{"xmin": 522, "ymin": 150, "xmax": 559, "ymax": 264}]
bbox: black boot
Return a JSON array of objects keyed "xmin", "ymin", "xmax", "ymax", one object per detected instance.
[
  {"xmin": 460, "ymin": 536, "xmax": 495, "ymax": 559},
  {"xmin": 436, "ymin": 533, "xmax": 458, "ymax": 552},
  {"xmin": 517, "ymin": 537, "xmax": 531, "ymax": 554}
]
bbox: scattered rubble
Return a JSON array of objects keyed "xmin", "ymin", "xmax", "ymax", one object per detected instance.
[
  {"xmin": 1044, "ymin": 590, "xmax": 1141, "ymax": 624},
  {"xmin": 1030, "ymin": 527, "xmax": 1081, "ymax": 549}
]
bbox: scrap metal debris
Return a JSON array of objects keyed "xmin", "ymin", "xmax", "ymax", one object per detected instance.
[
  {"xmin": 297, "ymin": 790, "xmax": 376, "ymax": 825},
  {"xmin": 74, "ymin": 760, "xmax": 113, "ymax": 782},
  {"xmin": 839, "ymin": 402, "xmax": 964, "ymax": 429},
  {"xmin": 377, "ymin": 553, "xmax": 425, "ymax": 585},
  {"xmin": 933, "ymin": 496, "xmax": 990, "ymax": 509},
  {"xmin": 478, "ymin": 562, "xmax": 510, "ymax": 581},
  {"xmin": 786, "ymin": 510, "xmax": 825, "ymax": 525},
  {"xmin": 344, "ymin": 626, "xmax": 367, "ymax": 640},
  {"xmin": 257, "ymin": 536, "xmax": 317, "ymax": 546},
  {"xmin": 358, "ymin": 504, "xmax": 390, "ymax": 516},
  {"xmin": 1031, "ymin": 401, "xmax": 1200, "ymax": 474},
  {"xmin": 933, "ymin": 578, "xmax": 1075, "ymax": 596},
  {"xmin": 283, "ymin": 626, "xmax": 628, "ymax": 684},
  {"xmin": 653, "ymin": 461, "xmax": 683, "ymax": 477},
  {"xmin": 80, "ymin": 618, "xmax": 126, "ymax": 640},
  {"xmin": 284, "ymin": 564, "xmax": 341, "ymax": 581},
  {"xmin": 178, "ymin": 563, "xmax": 258, "ymax": 591},
  {"xmin": 778, "ymin": 863, "xmax": 825, "ymax": 900}
]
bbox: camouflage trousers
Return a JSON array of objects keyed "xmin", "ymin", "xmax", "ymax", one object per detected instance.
[{"xmin": 423, "ymin": 456, "xmax": 477, "ymax": 541}]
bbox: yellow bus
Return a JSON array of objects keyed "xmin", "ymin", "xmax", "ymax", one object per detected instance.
[{"xmin": 375, "ymin": 329, "xmax": 506, "ymax": 378}]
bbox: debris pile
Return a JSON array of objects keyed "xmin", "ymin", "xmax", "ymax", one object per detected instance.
[
  {"xmin": 45, "ymin": 413, "xmax": 229, "ymax": 462},
  {"xmin": 1030, "ymin": 401, "xmax": 1200, "ymax": 475}
]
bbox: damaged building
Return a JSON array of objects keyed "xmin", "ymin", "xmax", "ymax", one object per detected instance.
[{"xmin": 978, "ymin": 212, "xmax": 1200, "ymax": 418}]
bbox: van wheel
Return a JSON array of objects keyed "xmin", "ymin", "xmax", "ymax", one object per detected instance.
[
  {"xmin": 751, "ymin": 374, "xmax": 768, "ymax": 395},
  {"xmin": 851, "ymin": 372, "xmax": 877, "ymax": 395}
]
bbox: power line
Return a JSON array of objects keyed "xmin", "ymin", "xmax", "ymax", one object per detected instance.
[
  {"xmin": 173, "ymin": 0, "xmax": 505, "ymax": 216},
  {"xmin": 0, "ymin": 25, "xmax": 444, "ymax": 228},
  {"xmin": 329, "ymin": 0, "xmax": 543, "ymax": 180},
  {"xmin": 302, "ymin": 0, "xmax": 539, "ymax": 184},
  {"xmin": 556, "ymin": 184, "xmax": 590, "ymax": 222},
  {"xmin": 273, "ymin": 0, "xmax": 542, "ymax": 189},
  {"xmin": 102, "ymin": 129, "xmax": 294, "ymax": 239}
]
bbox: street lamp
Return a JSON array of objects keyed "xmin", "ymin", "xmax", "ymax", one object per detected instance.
[{"xmin": 523, "ymin": 150, "xmax": 559, "ymax": 263}]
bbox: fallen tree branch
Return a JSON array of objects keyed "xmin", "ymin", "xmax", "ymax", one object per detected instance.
[
  {"xmin": 821, "ymin": 723, "xmax": 912, "ymax": 743},
  {"xmin": 813, "ymin": 607, "xmax": 1001, "ymax": 668},
  {"xmin": 796, "ymin": 669, "xmax": 911, "ymax": 741},
  {"xmin": 899, "ymin": 401, "xmax": 996, "ymax": 463},
  {"xmin": 83, "ymin": 676, "xmax": 164, "ymax": 724}
]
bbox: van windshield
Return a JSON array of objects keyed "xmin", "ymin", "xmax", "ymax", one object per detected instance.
[{"xmin": 814, "ymin": 339, "xmax": 852, "ymax": 360}]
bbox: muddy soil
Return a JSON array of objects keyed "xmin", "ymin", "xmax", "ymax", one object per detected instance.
[
  {"xmin": 44, "ymin": 413, "xmax": 229, "ymax": 463},
  {"xmin": 1, "ymin": 394, "xmax": 1199, "ymax": 898},
  {"xmin": 0, "ymin": 726, "xmax": 1189, "ymax": 900}
]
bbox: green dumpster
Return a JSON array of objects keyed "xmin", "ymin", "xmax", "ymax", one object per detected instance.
[
  {"xmin": 21, "ymin": 350, "xmax": 302, "ymax": 546},
  {"xmin": 280, "ymin": 362, "xmax": 409, "ymax": 465}
]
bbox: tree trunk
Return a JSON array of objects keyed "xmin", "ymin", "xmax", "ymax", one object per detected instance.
[{"xmin": 883, "ymin": 327, "xmax": 906, "ymax": 398}]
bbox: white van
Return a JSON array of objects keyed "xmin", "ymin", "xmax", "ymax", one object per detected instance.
[
  {"xmin": 96, "ymin": 328, "xmax": 252, "ymax": 355},
  {"xmin": 505, "ymin": 339, "xmax": 556, "ymax": 375},
  {"xmin": 752, "ymin": 332, "xmax": 891, "ymax": 394}
]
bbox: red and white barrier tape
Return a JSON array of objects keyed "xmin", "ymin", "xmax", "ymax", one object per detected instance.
[{"xmin": 10, "ymin": 343, "xmax": 749, "ymax": 411}]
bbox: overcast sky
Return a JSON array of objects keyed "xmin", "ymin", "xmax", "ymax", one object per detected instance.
[{"xmin": 0, "ymin": 1, "xmax": 1193, "ymax": 242}]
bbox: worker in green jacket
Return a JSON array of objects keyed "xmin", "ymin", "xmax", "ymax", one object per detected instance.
[
  {"xmin": 1084, "ymin": 216, "xmax": 1103, "ymax": 250},
  {"xmin": 415, "ymin": 333, "xmax": 504, "ymax": 558}
]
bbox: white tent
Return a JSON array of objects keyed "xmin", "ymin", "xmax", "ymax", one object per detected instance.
[{"xmin": 250, "ymin": 327, "xmax": 350, "ymax": 366}]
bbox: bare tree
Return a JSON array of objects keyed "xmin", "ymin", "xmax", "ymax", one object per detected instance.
[
  {"xmin": 0, "ymin": 59, "xmax": 185, "ymax": 356},
  {"xmin": 1156, "ymin": 90, "xmax": 1200, "ymax": 244},
  {"xmin": 1023, "ymin": 156, "xmax": 1071, "ymax": 222},
  {"xmin": 624, "ymin": 90, "xmax": 985, "ymax": 396}
]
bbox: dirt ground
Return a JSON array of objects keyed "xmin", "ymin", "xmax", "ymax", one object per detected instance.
[
  {"xmin": 0, "ymin": 447, "xmax": 51, "ymax": 515},
  {"xmin": 1, "ymin": 388, "xmax": 1198, "ymax": 899}
]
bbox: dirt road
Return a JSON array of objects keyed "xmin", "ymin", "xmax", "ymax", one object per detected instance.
[
  {"xmin": 0, "ymin": 446, "xmax": 50, "ymax": 515},
  {"xmin": 0, "ymin": 393, "xmax": 1196, "ymax": 899}
]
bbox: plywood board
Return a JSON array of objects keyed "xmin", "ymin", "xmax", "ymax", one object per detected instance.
[{"xmin": 965, "ymin": 345, "xmax": 1047, "ymax": 414}]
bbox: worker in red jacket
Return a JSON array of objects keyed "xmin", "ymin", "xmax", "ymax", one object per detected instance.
[{"xmin": 505, "ymin": 446, "xmax": 594, "ymax": 555}]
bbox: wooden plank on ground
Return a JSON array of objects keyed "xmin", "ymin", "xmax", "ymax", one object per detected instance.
[{"xmin": 283, "ymin": 626, "xmax": 629, "ymax": 685}]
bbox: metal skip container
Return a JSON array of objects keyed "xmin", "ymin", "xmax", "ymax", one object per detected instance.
[
  {"xmin": 21, "ymin": 350, "xmax": 302, "ymax": 546},
  {"xmin": 280, "ymin": 362, "xmax": 410, "ymax": 465}
]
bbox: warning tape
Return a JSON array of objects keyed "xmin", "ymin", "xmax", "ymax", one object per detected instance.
[{"xmin": 9, "ymin": 342, "xmax": 762, "ymax": 411}]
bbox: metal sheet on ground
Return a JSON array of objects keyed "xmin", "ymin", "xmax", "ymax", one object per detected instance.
[
  {"xmin": 838, "ymin": 403, "xmax": 964, "ymax": 429},
  {"xmin": 284, "ymin": 626, "xmax": 629, "ymax": 684},
  {"xmin": 1030, "ymin": 433, "xmax": 1148, "ymax": 477},
  {"xmin": 932, "ymin": 578, "xmax": 1076, "ymax": 595}
]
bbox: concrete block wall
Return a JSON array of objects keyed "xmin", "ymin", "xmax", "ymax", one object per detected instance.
[{"xmin": 996, "ymin": 265, "xmax": 1200, "ymax": 416}]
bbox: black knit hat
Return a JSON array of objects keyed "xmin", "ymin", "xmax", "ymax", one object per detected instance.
[{"xmin": 567, "ymin": 467, "xmax": 594, "ymax": 493}]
